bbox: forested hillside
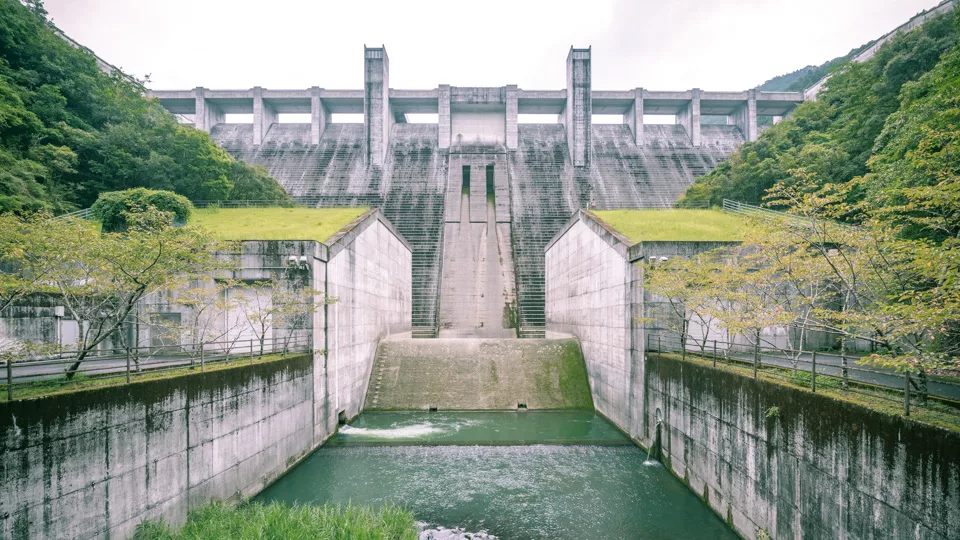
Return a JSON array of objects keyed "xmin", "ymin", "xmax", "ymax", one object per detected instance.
[
  {"xmin": 0, "ymin": 0, "xmax": 289, "ymax": 213},
  {"xmin": 680, "ymin": 7, "xmax": 959, "ymax": 243},
  {"xmin": 757, "ymin": 42, "xmax": 872, "ymax": 92}
]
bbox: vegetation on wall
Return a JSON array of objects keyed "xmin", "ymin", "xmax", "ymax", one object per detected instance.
[
  {"xmin": 679, "ymin": 8, "xmax": 959, "ymax": 220},
  {"xmin": 0, "ymin": 0, "xmax": 290, "ymax": 214}
]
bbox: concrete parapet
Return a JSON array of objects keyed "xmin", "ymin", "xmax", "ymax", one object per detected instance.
[{"xmin": 363, "ymin": 46, "xmax": 391, "ymax": 166}]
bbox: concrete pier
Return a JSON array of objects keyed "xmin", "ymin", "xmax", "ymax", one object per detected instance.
[
  {"xmin": 625, "ymin": 88, "xmax": 644, "ymax": 146},
  {"xmin": 565, "ymin": 47, "xmax": 592, "ymax": 167},
  {"xmin": 252, "ymin": 86, "xmax": 276, "ymax": 145},
  {"xmin": 729, "ymin": 89, "xmax": 758, "ymax": 142},
  {"xmin": 193, "ymin": 87, "xmax": 223, "ymax": 133},
  {"xmin": 505, "ymin": 84, "xmax": 519, "ymax": 150},
  {"xmin": 364, "ymin": 46, "xmax": 391, "ymax": 166},
  {"xmin": 676, "ymin": 88, "xmax": 701, "ymax": 147},
  {"xmin": 438, "ymin": 84, "xmax": 451, "ymax": 149}
]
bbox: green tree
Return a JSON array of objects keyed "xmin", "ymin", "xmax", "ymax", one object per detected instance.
[
  {"xmin": 679, "ymin": 7, "xmax": 959, "ymax": 213},
  {"xmin": 0, "ymin": 0, "xmax": 291, "ymax": 212},
  {"xmin": 34, "ymin": 207, "xmax": 222, "ymax": 378}
]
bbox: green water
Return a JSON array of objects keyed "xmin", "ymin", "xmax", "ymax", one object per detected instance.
[{"xmin": 256, "ymin": 411, "xmax": 736, "ymax": 539}]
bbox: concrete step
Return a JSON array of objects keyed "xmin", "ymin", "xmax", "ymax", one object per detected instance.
[{"xmin": 363, "ymin": 336, "xmax": 593, "ymax": 411}]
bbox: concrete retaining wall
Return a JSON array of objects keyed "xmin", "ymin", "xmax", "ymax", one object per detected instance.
[
  {"xmin": 0, "ymin": 355, "xmax": 314, "ymax": 540},
  {"xmin": 544, "ymin": 210, "xmax": 960, "ymax": 540},
  {"xmin": 0, "ymin": 210, "xmax": 412, "ymax": 539},
  {"xmin": 645, "ymin": 354, "xmax": 960, "ymax": 540}
]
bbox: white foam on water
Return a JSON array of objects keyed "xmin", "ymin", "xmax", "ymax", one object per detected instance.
[{"xmin": 340, "ymin": 423, "xmax": 443, "ymax": 438}]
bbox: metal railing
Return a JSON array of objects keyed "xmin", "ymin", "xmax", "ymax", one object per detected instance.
[
  {"xmin": 722, "ymin": 199, "xmax": 788, "ymax": 219},
  {"xmin": 645, "ymin": 332, "xmax": 960, "ymax": 419},
  {"xmin": 1, "ymin": 335, "xmax": 313, "ymax": 401},
  {"xmin": 52, "ymin": 207, "xmax": 94, "ymax": 221}
]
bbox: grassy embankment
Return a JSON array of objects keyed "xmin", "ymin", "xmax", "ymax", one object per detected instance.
[
  {"xmin": 650, "ymin": 352, "xmax": 960, "ymax": 433},
  {"xmin": 134, "ymin": 503, "xmax": 417, "ymax": 540},
  {"xmin": 191, "ymin": 206, "xmax": 370, "ymax": 243},
  {"xmin": 590, "ymin": 209, "xmax": 744, "ymax": 243}
]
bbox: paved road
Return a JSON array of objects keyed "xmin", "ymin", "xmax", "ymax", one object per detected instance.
[
  {"xmin": 4, "ymin": 351, "xmax": 274, "ymax": 384},
  {"xmin": 672, "ymin": 348, "xmax": 960, "ymax": 402}
]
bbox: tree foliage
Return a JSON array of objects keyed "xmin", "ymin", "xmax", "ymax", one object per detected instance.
[
  {"xmin": 679, "ymin": 8, "xmax": 959, "ymax": 220},
  {"xmin": 92, "ymin": 188, "xmax": 193, "ymax": 232},
  {"xmin": 0, "ymin": 0, "xmax": 290, "ymax": 213},
  {"xmin": 1, "ymin": 208, "xmax": 225, "ymax": 377}
]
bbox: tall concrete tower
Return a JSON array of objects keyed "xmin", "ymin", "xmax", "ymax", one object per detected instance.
[
  {"xmin": 364, "ymin": 46, "xmax": 390, "ymax": 166},
  {"xmin": 565, "ymin": 47, "xmax": 591, "ymax": 167}
]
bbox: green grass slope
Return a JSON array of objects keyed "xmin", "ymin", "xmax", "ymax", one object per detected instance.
[
  {"xmin": 590, "ymin": 209, "xmax": 744, "ymax": 244},
  {"xmin": 192, "ymin": 207, "xmax": 368, "ymax": 243}
]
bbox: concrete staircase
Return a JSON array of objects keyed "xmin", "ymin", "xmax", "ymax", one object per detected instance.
[{"xmin": 364, "ymin": 334, "xmax": 593, "ymax": 410}]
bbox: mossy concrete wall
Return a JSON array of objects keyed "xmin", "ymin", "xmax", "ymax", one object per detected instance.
[
  {"xmin": 644, "ymin": 354, "xmax": 960, "ymax": 540},
  {"xmin": 0, "ymin": 356, "xmax": 317, "ymax": 540},
  {"xmin": 0, "ymin": 210, "xmax": 413, "ymax": 540},
  {"xmin": 545, "ymin": 210, "xmax": 960, "ymax": 539}
]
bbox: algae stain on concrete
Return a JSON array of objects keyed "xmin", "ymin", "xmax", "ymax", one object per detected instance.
[{"xmin": 365, "ymin": 337, "xmax": 593, "ymax": 410}]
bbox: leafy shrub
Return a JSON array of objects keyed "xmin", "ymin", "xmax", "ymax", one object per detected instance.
[{"xmin": 92, "ymin": 188, "xmax": 193, "ymax": 232}]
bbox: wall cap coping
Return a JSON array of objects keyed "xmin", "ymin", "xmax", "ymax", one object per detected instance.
[
  {"xmin": 324, "ymin": 208, "xmax": 412, "ymax": 260},
  {"xmin": 544, "ymin": 209, "xmax": 632, "ymax": 258}
]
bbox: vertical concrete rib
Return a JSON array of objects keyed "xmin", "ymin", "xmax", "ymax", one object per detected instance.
[
  {"xmin": 625, "ymin": 87, "xmax": 644, "ymax": 146},
  {"xmin": 676, "ymin": 88, "xmax": 701, "ymax": 147},
  {"xmin": 364, "ymin": 46, "xmax": 391, "ymax": 166},
  {"xmin": 193, "ymin": 87, "xmax": 222, "ymax": 133},
  {"xmin": 438, "ymin": 84, "xmax": 451, "ymax": 149},
  {"xmin": 252, "ymin": 87, "xmax": 277, "ymax": 146},
  {"xmin": 729, "ymin": 89, "xmax": 757, "ymax": 142},
  {"xmin": 505, "ymin": 84, "xmax": 518, "ymax": 150},
  {"xmin": 310, "ymin": 86, "xmax": 327, "ymax": 145},
  {"xmin": 565, "ymin": 47, "xmax": 592, "ymax": 167}
]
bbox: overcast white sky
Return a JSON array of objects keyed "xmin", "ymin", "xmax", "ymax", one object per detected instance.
[{"xmin": 44, "ymin": 0, "xmax": 943, "ymax": 91}]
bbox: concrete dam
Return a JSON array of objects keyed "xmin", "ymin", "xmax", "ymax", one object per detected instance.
[{"xmin": 149, "ymin": 47, "xmax": 804, "ymax": 339}]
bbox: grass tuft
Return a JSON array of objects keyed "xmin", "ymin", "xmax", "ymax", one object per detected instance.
[
  {"xmin": 192, "ymin": 207, "xmax": 369, "ymax": 243},
  {"xmin": 134, "ymin": 502, "xmax": 418, "ymax": 540},
  {"xmin": 590, "ymin": 209, "xmax": 744, "ymax": 243}
]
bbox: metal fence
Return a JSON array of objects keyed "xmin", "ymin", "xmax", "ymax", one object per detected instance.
[
  {"xmin": 646, "ymin": 332, "xmax": 960, "ymax": 419},
  {"xmin": 51, "ymin": 207, "xmax": 94, "ymax": 221},
  {"xmin": 1, "ymin": 335, "xmax": 313, "ymax": 401},
  {"xmin": 721, "ymin": 199, "xmax": 790, "ymax": 219}
]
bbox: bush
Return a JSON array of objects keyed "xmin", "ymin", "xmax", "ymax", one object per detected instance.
[{"xmin": 92, "ymin": 188, "xmax": 193, "ymax": 232}]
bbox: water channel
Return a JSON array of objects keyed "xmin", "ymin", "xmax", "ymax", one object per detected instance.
[{"xmin": 256, "ymin": 411, "xmax": 736, "ymax": 539}]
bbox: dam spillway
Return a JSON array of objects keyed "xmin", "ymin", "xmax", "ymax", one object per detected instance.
[{"xmin": 152, "ymin": 47, "xmax": 803, "ymax": 338}]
